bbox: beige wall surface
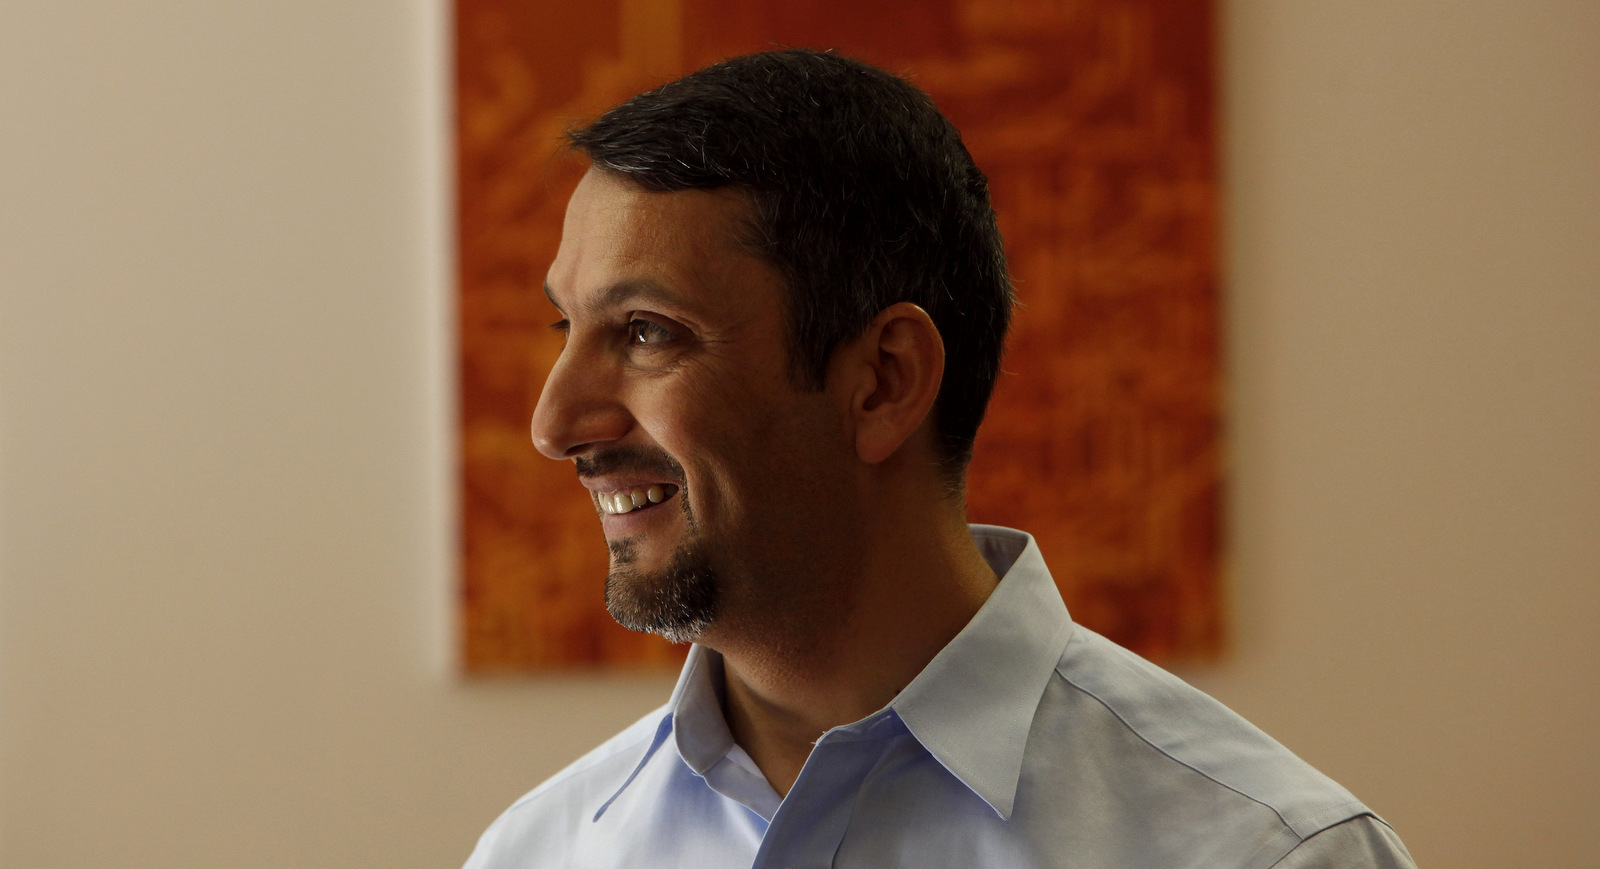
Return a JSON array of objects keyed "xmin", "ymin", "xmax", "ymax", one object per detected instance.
[
  {"xmin": 0, "ymin": 1, "xmax": 1594, "ymax": 866},
  {"xmin": 1189, "ymin": 4, "xmax": 1600, "ymax": 867}
]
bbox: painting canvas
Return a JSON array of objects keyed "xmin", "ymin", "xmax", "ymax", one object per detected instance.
[{"xmin": 456, "ymin": 0, "xmax": 1221, "ymax": 670}]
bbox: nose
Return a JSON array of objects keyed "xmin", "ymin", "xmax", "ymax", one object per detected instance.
[{"xmin": 530, "ymin": 345, "xmax": 632, "ymax": 460}]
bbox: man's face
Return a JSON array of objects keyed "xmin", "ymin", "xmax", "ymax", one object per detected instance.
[{"xmin": 532, "ymin": 170, "xmax": 860, "ymax": 644}]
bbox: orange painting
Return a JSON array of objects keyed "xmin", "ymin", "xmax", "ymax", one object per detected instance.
[{"xmin": 457, "ymin": 0, "xmax": 1221, "ymax": 670}]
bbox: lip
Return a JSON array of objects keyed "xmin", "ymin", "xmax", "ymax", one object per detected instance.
[
  {"xmin": 599, "ymin": 504, "xmax": 671, "ymax": 531},
  {"xmin": 579, "ymin": 474, "xmax": 679, "ymax": 494}
]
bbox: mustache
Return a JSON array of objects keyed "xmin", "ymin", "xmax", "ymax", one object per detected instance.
[{"xmin": 574, "ymin": 446, "xmax": 687, "ymax": 486}]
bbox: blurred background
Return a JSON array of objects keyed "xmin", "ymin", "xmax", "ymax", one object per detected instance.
[
  {"xmin": 1, "ymin": 1, "xmax": 1595, "ymax": 866},
  {"xmin": 456, "ymin": 0, "xmax": 1231, "ymax": 672}
]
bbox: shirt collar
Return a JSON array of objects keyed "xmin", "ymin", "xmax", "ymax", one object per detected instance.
[
  {"xmin": 599, "ymin": 525, "xmax": 1073, "ymax": 821},
  {"xmin": 890, "ymin": 525, "xmax": 1074, "ymax": 819},
  {"xmin": 669, "ymin": 644, "xmax": 736, "ymax": 775},
  {"xmin": 594, "ymin": 644, "xmax": 723, "ymax": 821}
]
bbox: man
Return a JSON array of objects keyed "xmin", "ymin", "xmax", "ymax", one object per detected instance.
[{"xmin": 465, "ymin": 49, "xmax": 1415, "ymax": 868}]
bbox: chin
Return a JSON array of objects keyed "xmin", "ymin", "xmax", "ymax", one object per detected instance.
[{"xmin": 603, "ymin": 536, "xmax": 722, "ymax": 644}]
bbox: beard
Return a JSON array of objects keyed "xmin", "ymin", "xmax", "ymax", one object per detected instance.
[
  {"xmin": 603, "ymin": 533, "xmax": 720, "ymax": 644},
  {"xmin": 578, "ymin": 445, "xmax": 720, "ymax": 643}
]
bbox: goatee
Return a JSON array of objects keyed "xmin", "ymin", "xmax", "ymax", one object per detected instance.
[
  {"xmin": 576, "ymin": 446, "xmax": 716, "ymax": 642},
  {"xmin": 604, "ymin": 535, "xmax": 720, "ymax": 644}
]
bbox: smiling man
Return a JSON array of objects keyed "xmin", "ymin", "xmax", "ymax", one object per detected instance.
[{"xmin": 463, "ymin": 50, "xmax": 1415, "ymax": 869}]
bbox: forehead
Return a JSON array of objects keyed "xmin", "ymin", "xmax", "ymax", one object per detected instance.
[{"xmin": 546, "ymin": 170, "xmax": 781, "ymax": 321}]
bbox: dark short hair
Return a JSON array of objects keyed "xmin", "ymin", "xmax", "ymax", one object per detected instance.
[{"xmin": 567, "ymin": 49, "xmax": 1013, "ymax": 482}]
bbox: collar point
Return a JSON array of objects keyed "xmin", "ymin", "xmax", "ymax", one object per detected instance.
[{"xmin": 981, "ymin": 789, "xmax": 1017, "ymax": 821}]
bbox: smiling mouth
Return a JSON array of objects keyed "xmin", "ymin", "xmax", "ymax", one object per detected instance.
[{"xmin": 597, "ymin": 484, "xmax": 680, "ymax": 516}]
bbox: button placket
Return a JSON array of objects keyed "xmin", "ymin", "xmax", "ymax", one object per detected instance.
[{"xmin": 749, "ymin": 715, "xmax": 902, "ymax": 869}]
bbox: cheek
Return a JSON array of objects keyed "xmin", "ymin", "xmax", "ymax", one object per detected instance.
[
  {"xmin": 628, "ymin": 384, "xmax": 748, "ymax": 515},
  {"xmin": 732, "ymin": 396, "xmax": 853, "ymax": 503},
  {"xmin": 633, "ymin": 362, "xmax": 843, "ymax": 519}
]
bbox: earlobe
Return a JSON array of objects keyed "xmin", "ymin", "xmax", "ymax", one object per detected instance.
[{"xmin": 850, "ymin": 303, "xmax": 944, "ymax": 465}]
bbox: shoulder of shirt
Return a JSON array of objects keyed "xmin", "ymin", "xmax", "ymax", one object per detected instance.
[
  {"xmin": 464, "ymin": 705, "xmax": 672, "ymax": 868},
  {"xmin": 1053, "ymin": 625, "xmax": 1373, "ymax": 842},
  {"xmin": 495, "ymin": 702, "xmax": 669, "ymax": 817}
]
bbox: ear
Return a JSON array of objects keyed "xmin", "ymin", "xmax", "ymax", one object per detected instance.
[{"xmin": 835, "ymin": 302, "xmax": 945, "ymax": 466}]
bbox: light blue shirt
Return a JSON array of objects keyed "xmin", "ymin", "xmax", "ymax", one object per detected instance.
[{"xmin": 464, "ymin": 526, "xmax": 1415, "ymax": 868}]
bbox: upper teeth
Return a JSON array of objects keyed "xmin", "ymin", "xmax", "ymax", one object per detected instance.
[{"xmin": 600, "ymin": 484, "xmax": 673, "ymax": 515}]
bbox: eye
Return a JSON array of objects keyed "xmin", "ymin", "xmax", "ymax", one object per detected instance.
[{"xmin": 626, "ymin": 318, "xmax": 677, "ymax": 346}]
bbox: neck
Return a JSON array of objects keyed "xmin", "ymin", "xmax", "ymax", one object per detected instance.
[{"xmin": 707, "ymin": 491, "xmax": 998, "ymax": 797}]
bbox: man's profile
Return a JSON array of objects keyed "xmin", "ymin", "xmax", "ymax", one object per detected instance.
[{"xmin": 464, "ymin": 49, "xmax": 1415, "ymax": 868}]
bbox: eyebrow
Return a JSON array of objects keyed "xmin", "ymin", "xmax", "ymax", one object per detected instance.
[{"xmin": 543, "ymin": 277, "xmax": 692, "ymax": 317}]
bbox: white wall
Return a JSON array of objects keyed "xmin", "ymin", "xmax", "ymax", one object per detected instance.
[{"xmin": 0, "ymin": 1, "xmax": 1593, "ymax": 866}]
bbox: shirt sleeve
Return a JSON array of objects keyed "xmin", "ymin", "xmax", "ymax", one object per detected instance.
[{"xmin": 1271, "ymin": 815, "xmax": 1417, "ymax": 869}]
